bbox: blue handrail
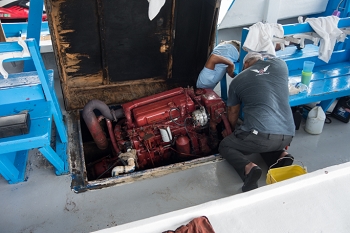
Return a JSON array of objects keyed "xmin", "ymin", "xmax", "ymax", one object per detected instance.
[{"xmin": 2, "ymin": 21, "xmax": 49, "ymax": 38}]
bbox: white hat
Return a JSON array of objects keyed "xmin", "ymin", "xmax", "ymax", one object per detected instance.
[{"xmin": 243, "ymin": 52, "xmax": 263, "ymax": 64}]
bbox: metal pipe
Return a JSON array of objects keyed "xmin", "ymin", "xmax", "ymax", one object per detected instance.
[
  {"xmin": 111, "ymin": 158, "xmax": 135, "ymax": 176},
  {"xmin": 82, "ymin": 99, "xmax": 124, "ymax": 150},
  {"xmin": 106, "ymin": 119, "xmax": 120, "ymax": 155},
  {"xmin": 97, "ymin": 115, "xmax": 105, "ymax": 122}
]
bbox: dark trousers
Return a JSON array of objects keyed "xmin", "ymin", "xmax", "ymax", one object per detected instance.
[{"xmin": 219, "ymin": 129, "xmax": 293, "ymax": 180}]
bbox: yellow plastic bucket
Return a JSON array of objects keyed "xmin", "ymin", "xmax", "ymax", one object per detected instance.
[{"xmin": 266, "ymin": 160, "xmax": 307, "ymax": 185}]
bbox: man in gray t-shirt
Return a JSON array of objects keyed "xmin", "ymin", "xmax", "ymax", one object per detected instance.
[{"xmin": 219, "ymin": 52, "xmax": 295, "ymax": 192}]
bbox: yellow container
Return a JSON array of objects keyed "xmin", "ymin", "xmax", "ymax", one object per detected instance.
[{"xmin": 266, "ymin": 165, "xmax": 307, "ymax": 185}]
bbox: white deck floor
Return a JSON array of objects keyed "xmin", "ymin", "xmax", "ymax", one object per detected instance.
[
  {"xmin": 102, "ymin": 162, "xmax": 350, "ymax": 233},
  {"xmin": 0, "ymin": 55, "xmax": 350, "ymax": 233}
]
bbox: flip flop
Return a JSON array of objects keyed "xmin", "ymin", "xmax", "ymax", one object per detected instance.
[{"xmin": 271, "ymin": 154, "xmax": 294, "ymax": 169}]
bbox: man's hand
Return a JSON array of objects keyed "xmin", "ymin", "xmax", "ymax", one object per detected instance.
[
  {"xmin": 205, "ymin": 54, "xmax": 235, "ymax": 75},
  {"xmin": 226, "ymin": 63, "xmax": 235, "ymax": 78},
  {"xmin": 227, "ymin": 105, "xmax": 240, "ymax": 130}
]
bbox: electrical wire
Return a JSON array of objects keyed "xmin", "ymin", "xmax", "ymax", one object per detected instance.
[
  {"xmin": 183, "ymin": 117, "xmax": 191, "ymax": 136},
  {"xmin": 169, "ymin": 107, "xmax": 184, "ymax": 126},
  {"xmin": 337, "ymin": 0, "xmax": 345, "ymax": 10},
  {"xmin": 96, "ymin": 158, "xmax": 125, "ymax": 179},
  {"xmin": 169, "ymin": 147, "xmax": 200, "ymax": 158},
  {"xmin": 163, "ymin": 126, "xmax": 174, "ymax": 144}
]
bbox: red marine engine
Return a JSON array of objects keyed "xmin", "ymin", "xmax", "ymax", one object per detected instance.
[{"xmin": 82, "ymin": 87, "xmax": 231, "ymax": 180}]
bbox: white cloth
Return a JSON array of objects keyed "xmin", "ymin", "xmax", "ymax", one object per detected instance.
[
  {"xmin": 243, "ymin": 22, "xmax": 284, "ymax": 56},
  {"xmin": 148, "ymin": 0, "xmax": 166, "ymax": 21},
  {"xmin": 305, "ymin": 16, "xmax": 345, "ymax": 63}
]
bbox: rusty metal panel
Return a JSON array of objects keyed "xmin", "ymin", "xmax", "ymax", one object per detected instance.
[
  {"xmin": 100, "ymin": 0, "xmax": 173, "ymax": 83},
  {"xmin": 45, "ymin": 0, "xmax": 219, "ymax": 110}
]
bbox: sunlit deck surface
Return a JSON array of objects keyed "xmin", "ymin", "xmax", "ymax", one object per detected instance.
[{"xmin": 1, "ymin": 54, "xmax": 350, "ymax": 233}]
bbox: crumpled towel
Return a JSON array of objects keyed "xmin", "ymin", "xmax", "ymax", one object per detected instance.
[
  {"xmin": 162, "ymin": 216, "xmax": 216, "ymax": 233},
  {"xmin": 243, "ymin": 22, "xmax": 284, "ymax": 56},
  {"xmin": 148, "ymin": 0, "xmax": 166, "ymax": 21},
  {"xmin": 305, "ymin": 16, "xmax": 345, "ymax": 63}
]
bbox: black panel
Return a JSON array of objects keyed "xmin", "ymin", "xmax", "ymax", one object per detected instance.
[
  {"xmin": 48, "ymin": 0, "xmax": 219, "ymax": 110},
  {"xmin": 171, "ymin": 0, "xmax": 216, "ymax": 85},
  {"xmin": 101, "ymin": 0, "xmax": 172, "ymax": 82},
  {"xmin": 57, "ymin": 0, "xmax": 102, "ymax": 77}
]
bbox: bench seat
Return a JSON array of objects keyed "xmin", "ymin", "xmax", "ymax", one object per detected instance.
[
  {"xmin": 0, "ymin": 40, "xmax": 69, "ymax": 184},
  {"xmin": 289, "ymin": 74, "xmax": 350, "ymax": 110},
  {"xmin": 232, "ymin": 17, "xmax": 350, "ymax": 125}
]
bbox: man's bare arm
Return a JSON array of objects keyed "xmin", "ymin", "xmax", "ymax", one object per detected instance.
[
  {"xmin": 227, "ymin": 104, "xmax": 240, "ymax": 130},
  {"xmin": 205, "ymin": 54, "xmax": 235, "ymax": 77}
]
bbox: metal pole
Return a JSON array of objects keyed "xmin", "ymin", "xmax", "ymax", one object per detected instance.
[{"xmin": 24, "ymin": 0, "xmax": 44, "ymax": 72}]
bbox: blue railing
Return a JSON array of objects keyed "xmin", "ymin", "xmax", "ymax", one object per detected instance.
[{"xmin": 2, "ymin": 21, "xmax": 49, "ymax": 38}]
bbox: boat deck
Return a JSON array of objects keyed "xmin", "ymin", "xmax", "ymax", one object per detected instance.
[{"xmin": 0, "ymin": 54, "xmax": 350, "ymax": 233}]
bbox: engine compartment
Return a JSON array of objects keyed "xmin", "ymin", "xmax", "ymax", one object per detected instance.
[{"xmin": 81, "ymin": 87, "xmax": 230, "ymax": 181}]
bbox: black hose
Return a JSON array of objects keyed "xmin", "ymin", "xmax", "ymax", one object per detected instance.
[{"xmin": 82, "ymin": 100, "xmax": 125, "ymax": 150}]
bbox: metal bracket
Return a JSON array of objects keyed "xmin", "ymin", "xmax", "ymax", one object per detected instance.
[
  {"xmin": 0, "ymin": 39, "xmax": 31, "ymax": 79},
  {"xmin": 272, "ymin": 37, "xmax": 291, "ymax": 51}
]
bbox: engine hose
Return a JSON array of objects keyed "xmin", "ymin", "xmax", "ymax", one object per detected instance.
[
  {"xmin": 221, "ymin": 114, "xmax": 232, "ymax": 137},
  {"xmin": 111, "ymin": 158, "xmax": 135, "ymax": 176},
  {"xmin": 106, "ymin": 119, "xmax": 120, "ymax": 154},
  {"xmin": 82, "ymin": 99, "xmax": 125, "ymax": 150}
]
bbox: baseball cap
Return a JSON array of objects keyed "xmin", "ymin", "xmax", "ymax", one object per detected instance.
[
  {"xmin": 219, "ymin": 40, "xmax": 241, "ymax": 52},
  {"xmin": 243, "ymin": 52, "xmax": 263, "ymax": 64}
]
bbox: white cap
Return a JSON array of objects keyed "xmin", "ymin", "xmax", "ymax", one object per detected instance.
[{"xmin": 243, "ymin": 52, "xmax": 263, "ymax": 64}]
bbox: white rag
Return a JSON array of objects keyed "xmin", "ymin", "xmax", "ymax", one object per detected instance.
[
  {"xmin": 148, "ymin": 0, "xmax": 166, "ymax": 21},
  {"xmin": 243, "ymin": 22, "xmax": 284, "ymax": 56},
  {"xmin": 305, "ymin": 16, "xmax": 345, "ymax": 63}
]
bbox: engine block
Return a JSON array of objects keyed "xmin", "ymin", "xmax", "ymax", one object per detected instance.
[{"xmin": 83, "ymin": 87, "xmax": 229, "ymax": 179}]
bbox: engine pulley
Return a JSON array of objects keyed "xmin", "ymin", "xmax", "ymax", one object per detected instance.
[{"xmin": 192, "ymin": 106, "xmax": 208, "ymax": 126}]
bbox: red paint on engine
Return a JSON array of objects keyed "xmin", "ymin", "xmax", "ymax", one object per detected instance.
[
  {"xmin": 132, "ymin": 92, "xmax": 196, "ymax": 127},
  {"xmin": 176, "ymin": 135, "xmax": 190, "ymax": 156},
  {"xmin": 92, "ymin": 88, "xmax": 228, "ymax": 176},
  {"xmin": 200, "ymin": 89, "xmax": 226, "ymax": 123},
  {"xmin": 122, "ymin": 87, "xmax": 185, "ymax": 128}
]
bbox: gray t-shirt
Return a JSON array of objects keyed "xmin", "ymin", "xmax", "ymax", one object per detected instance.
[{"xmin": 228, "ymin": 58, "xmax": 295, "ymax": 136}]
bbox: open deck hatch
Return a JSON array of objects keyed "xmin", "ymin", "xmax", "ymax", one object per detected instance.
[{"xmin": 45, "ymin": 0, "xmax": 222, "ymax": 192}]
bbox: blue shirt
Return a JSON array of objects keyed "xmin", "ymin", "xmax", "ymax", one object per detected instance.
[{"xmin": 196, "ymin": 43, "xmax": 239, "ymax": 89}]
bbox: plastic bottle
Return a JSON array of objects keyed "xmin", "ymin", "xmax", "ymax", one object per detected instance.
[{"xmin": 305, "ymin": 106, "xmax": 326, "ymax": 135}]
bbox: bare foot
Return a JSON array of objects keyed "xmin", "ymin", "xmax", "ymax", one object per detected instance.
[
  {"xmin": 245, "ymin": 162, "xmax": 258, "ymax": 175},
  {"xmin": 279, "ymin": 151, "xmax": 289, "ymax": 159}
]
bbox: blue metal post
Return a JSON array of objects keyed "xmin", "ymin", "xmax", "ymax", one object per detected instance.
[
  {"xmin": 24, "ymin": 0, "xmax": 44, "ymax": 72},
  {"xmin": 220, "ymin": 74, "xmax": 227, "ymax": 101},
  {"xmin": 239, "ymin": 29, "xmax": 249, "ymax": 72},
  {"xmin": 219, "ymin": 27, "xmax": 248, "ymax": 101},
  {"xmin": 340, "ymin": 0, "xmax": 350, "ymax": 17},
  {"xmin": 27, "ymin": 39, "xmax": 68, "ymax": 143},
  {"xmin": 216, "ymin": 29, "xmax": 228, "ymax": 101}
]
